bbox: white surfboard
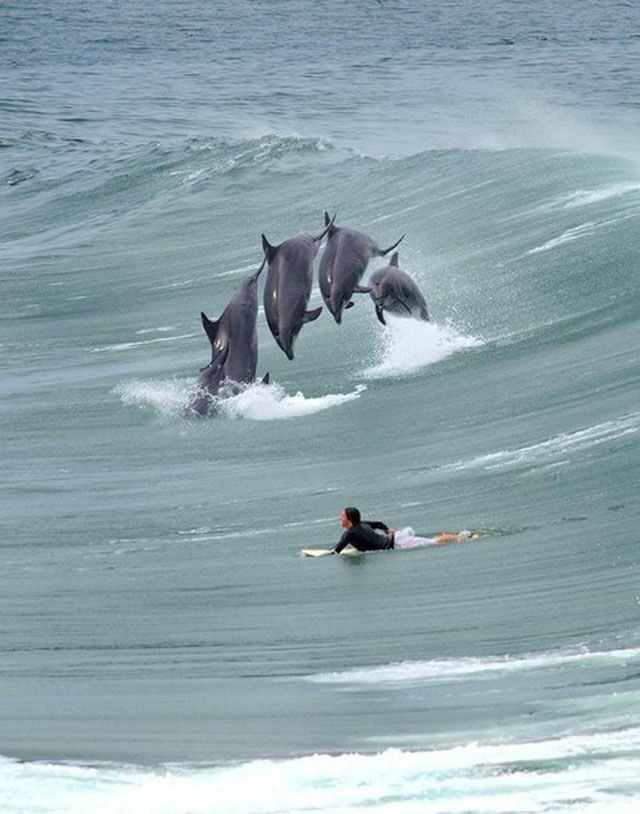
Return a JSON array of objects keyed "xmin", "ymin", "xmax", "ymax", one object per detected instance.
[{"xmin": 301, "ymin": 544, "xmax": 360, "ymax": 558}]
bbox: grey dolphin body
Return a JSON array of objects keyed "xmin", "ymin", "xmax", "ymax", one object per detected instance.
[
  {"xmin": 318, "ymin": 211, "xmax": 404, "ymax": 324},
  {"xmin": 187, "ymin": 260, "xmax": 269, "ymax": 416},
  {"xmin": 261, "ymin": 225, "xmax": 328, "ymax": 359},
  {"xmin": 368, "ymin": 252, "xmax": 429, "ymax": 325}
]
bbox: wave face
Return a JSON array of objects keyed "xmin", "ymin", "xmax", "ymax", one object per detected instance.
[{"xmin": 2, "ymin": 1, "xmax": 640, "ymax": 810}]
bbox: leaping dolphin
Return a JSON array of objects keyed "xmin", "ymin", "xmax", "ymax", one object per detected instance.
[
  {"xmin": 261, "ymin": 221, "xmax": 331, "ymax": 360},
  {"xmin": 318, "ymin": 211, "xmax": 404, "ymax": 324},
  {"xmin": 368, "ymin": 252, "xmax": 429, "ymax": 325},
  {"xmin": 186, "ymin": 259, "xmax": 269, "ymax": 417}
]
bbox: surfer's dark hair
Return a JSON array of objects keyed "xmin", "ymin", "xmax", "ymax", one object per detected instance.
[{"xmin": 344, "ymin": 507, "xmax": 361, "ymax": 526}]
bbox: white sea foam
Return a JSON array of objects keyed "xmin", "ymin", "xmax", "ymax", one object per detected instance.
[
  {"xmin": 441, "ymin": 412, "xmax": 640, "ymax": 474},
  {"xmin": 305, "ymin": 644, "xmax": 640, "ymax": 687},
  {"xmin": 2, "ymin": 726, "xmax": 640, "ymax": 814},
  {"xmin": 217, "ymin": 382, "xmax": 365, "ymax": 421},
  {"xmin": 360, "ymin": 318, "xmax": 482, "ymax": 380},
  {"xmin": 115, "ymin": 378, "xmax": 365, "ymax": 421}
]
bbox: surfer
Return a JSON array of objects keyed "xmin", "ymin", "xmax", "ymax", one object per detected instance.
[{"xmin": 328, "ymin": 507, "xmax": 479, "ymax": 554}]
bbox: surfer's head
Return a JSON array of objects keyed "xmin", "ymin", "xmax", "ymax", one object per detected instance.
[{"xmin": 342, "ymin": 507, "xmax": 361, "ymax": 528}]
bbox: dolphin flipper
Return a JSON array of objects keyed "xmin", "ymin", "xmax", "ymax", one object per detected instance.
[
  {"xmin": 302, "ymin": 306, "xmax": 323, "ymax": 323},
  {"xmin": 353, "ymin": 284, "xmax": 372, "ymax": 294},
  {"xmin": 396, "ymin": 297, "xmax": 414, "ymax": 317},
  {"xmin": 210, "ymin": 343, "xmax": 229, "ymax": 371},
  {"xmin": 260, "ymin": 372, "xmax": 270, "ymax": 385},
  {"xmin": 375, "ymin": 306, "xmax": 387, "ymax": 325}
]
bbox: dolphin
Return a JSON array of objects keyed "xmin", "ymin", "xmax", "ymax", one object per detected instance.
[
  {"xmin": 261, "ymin": 221, "xmax": 331, "ymax": 360},
  {"xmin": 368, "ymin": 252, "xmax": 429, "ymax": 325},
  {"xmin": 318, "ymin": 211, "xmax": 404, "ymax": 324},
  {"xmin": 186, "ymin": 259, "xmax": 269, "ymax": 417}
]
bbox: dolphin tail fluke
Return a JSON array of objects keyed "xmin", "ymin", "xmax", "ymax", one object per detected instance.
[
  {"xmin": 302, "ymin": 306, "xmax": 323, "ymax": 324},
  {"xmin": 379, "ymin": 234, "xmax": 405, "ymax": 256},
  {"xmin": 201, "ymin": 312, "xmax": 219, "ymax": 345}
]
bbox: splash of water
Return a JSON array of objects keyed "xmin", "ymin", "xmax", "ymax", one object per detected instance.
[
  {"xmin": 360, "ymin": 317, "xmax": 482, "ymax": 380},
  {"xmin": 114, "ymin": 378, "xmax": 365, "ymax": 422}
]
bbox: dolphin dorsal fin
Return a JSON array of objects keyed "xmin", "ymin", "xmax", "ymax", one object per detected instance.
[
  {"xmin": 261, "ymin": 234, "xmax": 276, "ymax": 259},
  {"xmin": 252, "ymin": 254, "xmax": 267, "ymax": 281},
  {"xmin": 390, "ymin": 252, "xmax": 399, "ymax": 267},
  {"xmin": 316, "ymin": 213, "xmax": 336, "ymax": 243},
  {"xmin": 200, "ymin": 312, "xmax": 219, "ymax": 346},
  {"xmin": 323, "ymin": 210, "xmax": 337, "ymax": 238},
  {"xmin": 379, "ymin": 234, "xmax": 405, "ymax": 257}
]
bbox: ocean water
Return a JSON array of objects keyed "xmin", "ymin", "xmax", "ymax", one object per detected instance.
[{"xmin": 2, "ymin": 1, "xmax": 640, "ymax": 811}]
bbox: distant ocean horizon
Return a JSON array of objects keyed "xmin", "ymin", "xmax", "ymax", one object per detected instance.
[{"xmin": 2, "ymin": 1, "xmax": 640, "ymax": 811}]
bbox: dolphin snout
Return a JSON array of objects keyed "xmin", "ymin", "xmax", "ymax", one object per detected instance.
[
  {"xmin": 330, "ymin": 295, "xmax": 345, "ymax": 324},
  {"xmin": 279, "ymin": 329, "xmax": 296, "ymax": 360}
]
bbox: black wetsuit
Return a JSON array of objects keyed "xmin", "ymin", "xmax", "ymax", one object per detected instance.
[{"xmin": 332, "ymin": 521, "xmax": 393, "ymax": 554}]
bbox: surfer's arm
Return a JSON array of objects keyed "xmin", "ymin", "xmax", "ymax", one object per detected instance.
[{"xmin": 332, "ymin": 531, "xmax": 353, "ymax": 555}]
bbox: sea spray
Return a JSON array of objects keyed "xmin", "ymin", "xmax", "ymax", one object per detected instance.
[{"xmin": 360, "ymin": 317, "xmax": 482, "ymax": 380}]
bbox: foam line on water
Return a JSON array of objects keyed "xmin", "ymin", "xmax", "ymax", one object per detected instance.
[
  {"xmin": 304, "ymin": 644, "xmax": 640, "ymax": 687},
  {"xmin": 91, "ymin": 333, "xmax": 196, "ymax": 353},
  {"xmin": 558, "ymin": 182, "xmax": 640, "ymax": 208},
  {"xmin": 360, "ymin": 318, "xmax": 482, "ymax": 380},
  {"xmin": 441, "ymin": 412, "xmax": 640, "ymax": 473},
  {"xmin": 526, "ymin": 211, "xmax": 638, "ymax": 255}
]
